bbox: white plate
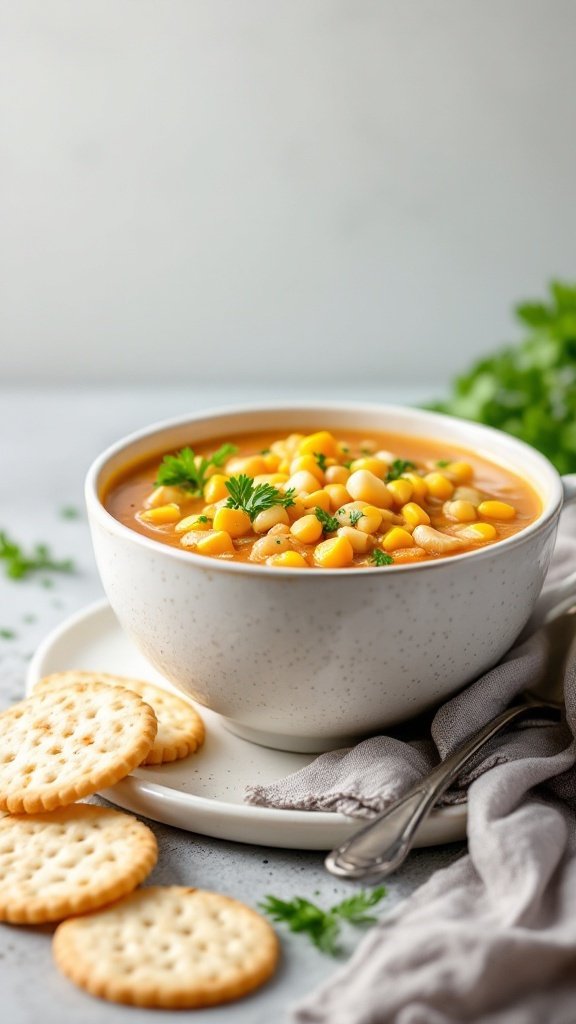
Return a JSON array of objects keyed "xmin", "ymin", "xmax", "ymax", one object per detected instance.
[{"xmin": 26, "ymin": 601, "xmax": 467, "ymax": 850}]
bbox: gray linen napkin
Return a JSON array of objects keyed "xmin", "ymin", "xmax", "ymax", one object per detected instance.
[{"xmin": 245, "ymin": 512, "xmax": 576, "ymax": 1024}]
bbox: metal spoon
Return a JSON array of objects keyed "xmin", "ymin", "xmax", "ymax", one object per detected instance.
[{"xmin": 325, "ymin": 607, "xmax": 573, "ymax": 882}]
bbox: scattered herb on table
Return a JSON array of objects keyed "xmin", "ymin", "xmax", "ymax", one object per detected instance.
[
  {"xmin": 0, "ymin": 628, "xmax": 16, "ymax": 640},
  {"xmin": 156, "ymin": 443, "xmax": 238, "ymax": 496},
  {"xmin": 427, "ymin": 280, "xmax": 576, "ymax": 475},
  {"xmin": 0, "ymin": 531, "xmax": 75, "ymax": 581},
  {"xmin": 260, "ymin": 887, "xmax": 387, "ymax": 955},
  {"xmin": 225, "ymin": 475, "xmax": 296, "ymax": 521},
  {"xmin": 314, "ymin": 507, "xmax": 340, "ymax": 533},
  {"xmin": 60, "ymin": 506, "xmax": 81, "ymax": 520},
  {"xmin": 372, "ymin": 549, "xmax": 393, "ymax": 566},
  {"xmin": 386, "ymin": 459, "xmax": 416, "ymax": 482}
]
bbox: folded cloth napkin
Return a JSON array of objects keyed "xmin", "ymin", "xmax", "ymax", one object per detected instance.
[{"xmin": 246, "ymin": 511, "xmax": 576, "ymax": 1024}]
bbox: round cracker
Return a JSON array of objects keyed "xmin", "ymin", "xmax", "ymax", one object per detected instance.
[
  {"xmin": 36, "ymin": 672, "xmax": 205, "ymax": 765},
  {"xmin": 0, "ymin": 804, "xmax": 158, "ymax": 924},
  {"xmin": 0, "ymin": 683, "xmax": 157, "ymax": 813},
  {"xmin": 53, "ymin": 886, "xmax": 279, "ymax": 1008}
]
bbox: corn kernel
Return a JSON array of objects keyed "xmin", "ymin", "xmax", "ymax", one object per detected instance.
[
  {"xmin": 196, "ymin": 530, "xmax": 235, "ymax": 556},
  {"xmin": 140, "ymin": 503, "xmax": 181, "ymax": 525},
  {"xmin": 278, "ymin": 458, "xmax": 290, "ymax": 475},
  {"xmin": 349, "ymin": 457, "xmax": 388, "ymax": 478},
  {"xmin": 445, "ymin": 461, "xmax": 474, "ymax": 484},
  {"xmin": 347, "ymin": 470, "xmax": 392, "ymax": 508},
  {"xmin": 356, "ymin": 505, "xmax": 383, "ymax": 534},
  {"xmin": 403, "ymin": 472, "xmax": 428, "ymax": 503},
  {"xmin": 386, "ymin": 479, "xmax": 413, "ymax": 506},
  {"xmin": 225, "ymin": 455, "xmax": 268, "ymax": 477},
  {"xmin": 478, "ymin": 500, "xmax": 516, "ymax": 521},
  {"xmin": 382, "ymin": 527, "xmax": 415, "ymax": 552},
  {"xmin": 267, "ymin": 550, "xmax": 309, "ymax": 568},
  {"xmin": 401, "ymin": 502, "xmax": 430, "ymax": 528},
  {"xmin": 457, "ymin": 522, "xmax": 498, "ymax": 542},
  {"xmin": 423, "ymin": 472, "xmax": 454, "ymax": 501},
  {"xmin": 324, "ymin": 483, "xmax": 351, "ymax": 511},
  {"xmin": 303, "ymin": 489, "xmax": 332, "ymax": 513},
  {"xmin": 324, "ymin": 465, "xmax": 350, "ymax": 486},
  {"xmin": 203, "ymin": 474, "xmax": 230, "ymax": 503},
  {"xmin": 313, "ymin": 535, "xmax": 354, "ymax": 568},
  {"xmin": 253, "ymin": 473, "xmax": 290, "ymax": 486},
  {"xmin": 298, "ymin": 431, "xmax": 338, "ymax": 458},
  {"xmin": 262, "ymin": 452, "xmax": 281, "ymax": 472},
  {"xmin": 290, "ymin": 514, "xmax": 323, "ymax": 544},
  {"xmin": 443, "ymin": 500, "xmax": 477, "ymax": 523},
  {"xmin": 213, "ymin": 507, "xmax": 252, "ymax": 538},
  {"xmin": 175, "ymin": 514, "xmax": 213, "ymax": 533},
  {"xmin": 289, "ymin": 455, "xmax": 324, "ymax": 482}
]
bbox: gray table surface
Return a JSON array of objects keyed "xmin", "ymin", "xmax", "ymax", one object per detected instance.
[{"xmin": 0, "ymin": 385, "xmax": 465, "ymax": 1024}]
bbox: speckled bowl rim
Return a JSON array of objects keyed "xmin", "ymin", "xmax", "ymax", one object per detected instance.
[{"xmin": 85, "ymin": 401, "xmax": 564, "ymax": 577}]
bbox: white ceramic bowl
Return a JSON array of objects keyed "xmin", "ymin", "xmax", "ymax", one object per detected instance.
[{"xmin": 85, "ymin": 403, "xmax": 576, "ymax": 753}]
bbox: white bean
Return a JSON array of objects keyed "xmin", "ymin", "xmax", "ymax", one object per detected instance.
[
  {"xmin": 412, "ymin": 525, "xmax": 466, "ymax": 555},
  {"xmin": 252, "ymin": 506, "xmax": 290, "ymax": 534}
]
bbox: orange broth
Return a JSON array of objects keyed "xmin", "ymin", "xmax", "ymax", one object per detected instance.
[{"xmin": 103, "ymin": 428, "xmax": 542, "ymax": 568}]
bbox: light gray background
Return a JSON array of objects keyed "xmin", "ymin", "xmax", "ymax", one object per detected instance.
[{"xmin": 2, "ymin": 0, "xmax": 576, "ymax": 388}]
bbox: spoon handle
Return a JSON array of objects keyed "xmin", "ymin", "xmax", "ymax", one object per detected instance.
[{"xmin": 325, "ymin": 701, "xmax": 560, "ymax": 881}]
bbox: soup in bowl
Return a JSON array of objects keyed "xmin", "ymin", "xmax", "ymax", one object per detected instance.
[{"xmin": 86, "ymin": 403, "xmax": 575, "ymax": 752}]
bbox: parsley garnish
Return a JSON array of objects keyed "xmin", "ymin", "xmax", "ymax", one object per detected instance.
[
  {"xmin": 60, "ymin": 506, "xmax": 81, "ymax": 520},
  {"xmin": 260, "ymin": 887, "xmax": 387, "ymax": 956},
  {"xmin": 0, "ymin": 532, "xmax": 75, "ymax": 581},
  {"xmin": 428, "ymin": 280, "xmax": 576, "ymax": 474},
  {"xmin": 372, "ymin": 549, "xmax": 393, "ymax": 566},
  {"xmin": 349, "ymin": 509, "xmax": 363, "ymax": 526},
  {"xmin": 156, "ymin": 443, "xmax": 237, "ymax": 496},
  {"xmin": 436, "ymin": 459, "xmax": 450, "ymax": 468},
  {"xmin": 313, "ymin": 452, "xmax": 328, "ymax": 472},
  {"xmin": 385, "ymin": 459, "xmax": 416, "ymax": 482},
  {"xmin": 314, "ymin": 507, "xmax": 340, "ymax": 533},
  {"xmin": 196, "ymin": 515, "xmax": 211, "ymax": 524},
  {"xmin": 225, "ymin": 475, "xmax": 295, "ymax": 521}
]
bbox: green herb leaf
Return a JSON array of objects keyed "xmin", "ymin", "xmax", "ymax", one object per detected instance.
[
  {"xmin": 60, "ymin": 506, "xmax": 81, "ymax": 520},
  {"xmin": 156, "ymin": 443, "xmax": 237, "ymax": 496},
  {"xmin": 427, "ymin": 280, "xmax": 576, "ymax": 474},
  {"xmin": 225, "ymin": 475, "xmax": 295, "ymax": 522},
  {"xmin": 372, "ymin": 549, "xmax": 393, "ymax": 566},
  {"xmin": 436, "ymin": 460, "xmax": 450, "ymax": 468},
  {"xmin": 385, "ymin": 459, "xmax": 416, "ymax": 482},
  {"xmin": 0, "ymin": 628, "xmax": 16, "ymax": 640},
  {"xmin": 330, "ymin": 886, "xmax": 388, "ymax": 924},
  {"xmin": 0, "ymin": 532, "xmax": 75, "ymax": 582},
  {"xmin": 349, "ymin": 509, "xmax": 363, "ymax": 526},
  {"xmin": 314, "ymin": 507, "xmax": 340, "ymax": 533},
  {"xmin": 260, "ymin": 887, "xmax": 387, "ymax": 956},
  {"xmin": 313, "ymin": 452, "xmax": 328, "ymax": 472}
]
